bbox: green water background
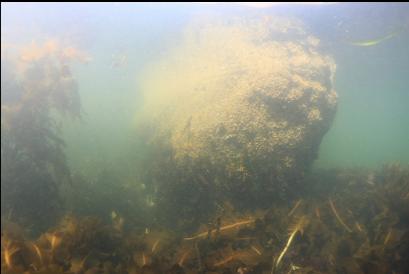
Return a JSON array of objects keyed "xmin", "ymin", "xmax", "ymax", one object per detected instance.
[{"xmin": 2, "ymin": 3, "xmax": 409, "ymax": 176}]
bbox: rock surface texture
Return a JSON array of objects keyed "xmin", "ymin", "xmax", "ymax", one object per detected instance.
[{"xmin": 138, "ymin": 16, "xmax": 338, "ymax": 205}]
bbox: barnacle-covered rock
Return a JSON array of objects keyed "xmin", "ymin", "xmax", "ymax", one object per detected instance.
[{"xmin": 138, "ymin": 16, "xmax": 337, "ymax": 204}]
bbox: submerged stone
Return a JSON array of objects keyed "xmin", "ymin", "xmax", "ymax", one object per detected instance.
[{"xmin": 138, "ymin": 15, "xmax": 338, "ymax": 207}]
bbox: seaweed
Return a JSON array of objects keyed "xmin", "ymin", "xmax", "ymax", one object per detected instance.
[
  {"xmin": 1, "ymin": 41, "xmax": 83, "ymax": 234},
  {"xmin": 1, "ymin": 131, "xmax": 408, "ymax": 274}
]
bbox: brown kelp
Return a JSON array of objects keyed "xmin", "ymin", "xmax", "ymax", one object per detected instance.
[
  {"xmin": 1, "ymin": 161, "xmax": 408, "ymax": 273},
  {"xmin": 1, "ymin": 40, "xmax": 85, "ymax": 233},
  {"xmin": 273, "ymin": 215, "xmax": 308, "ymax": 272},
  {"xmin": 328, "ymin": 198, "xmax": 353, "ymax": 233},
  {"xmin": 1, "ymin": 136, "xmax": 406, "ymax": 270}
]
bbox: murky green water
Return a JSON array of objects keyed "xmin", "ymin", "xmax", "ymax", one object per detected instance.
[{"xmin": 1, "ymin": 3, "xmax": 409, "ymax": 274}]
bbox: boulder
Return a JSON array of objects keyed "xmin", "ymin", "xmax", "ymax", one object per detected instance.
[{"xmin": 138, "ymin": 16, "xmax": 337, "ymax": 211}]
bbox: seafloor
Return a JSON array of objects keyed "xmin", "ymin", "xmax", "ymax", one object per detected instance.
[{"xmin": 1, "ymin": 164, "xmax": 408, "ymax": 274}]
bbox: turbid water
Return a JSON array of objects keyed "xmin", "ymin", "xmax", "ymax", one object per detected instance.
[{"xmin": 1, "ymin": 3, "xmax": 409, "ymax": 274}]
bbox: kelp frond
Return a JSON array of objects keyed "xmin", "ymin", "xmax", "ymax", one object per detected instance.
[
  {"xmin": 275, "ymin": 216, "xmax": 308, "ymax": 270},
  {"xmin": 329, "ymin": 198, "xmax": 353, "ymax": 233},
  {"xmin": 183, "ymin": 219, "xmax": 255, "ymax": 241}
]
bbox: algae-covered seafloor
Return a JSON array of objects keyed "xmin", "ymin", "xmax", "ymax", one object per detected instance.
[
  {"xmin": 1, "ymin": 3, "xmax": 409, "ymax": 274},
  {"xmin": 2, "ymin": 164, "xmax": 408, "ymax": 274}
]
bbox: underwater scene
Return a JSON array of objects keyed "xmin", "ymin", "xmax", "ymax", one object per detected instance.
[{"xmin": 1, "ymin": 2, "xmax": 409, "ymax": 274}]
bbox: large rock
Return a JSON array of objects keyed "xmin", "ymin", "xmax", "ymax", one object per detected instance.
[{"xmin": 137, "ymin": 16, "xmax": 337, "ymax": 212}]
